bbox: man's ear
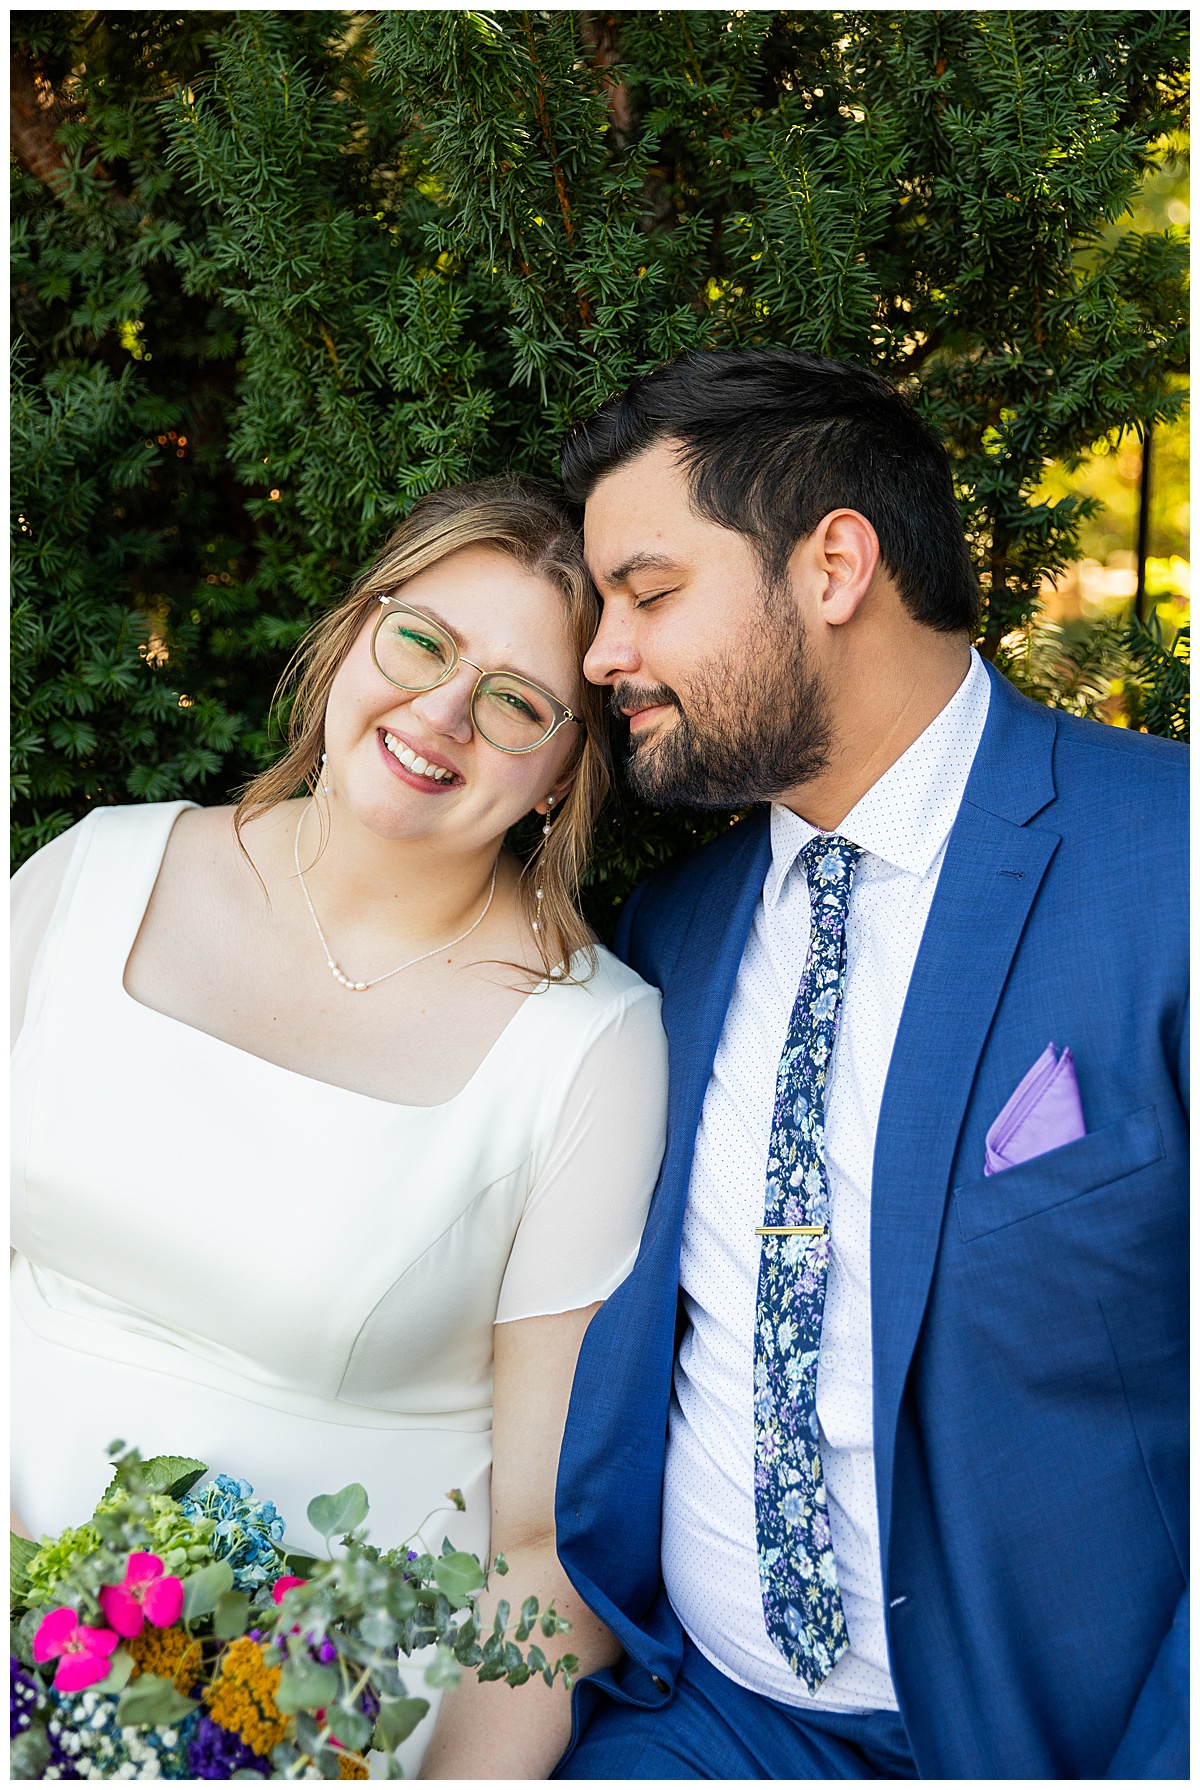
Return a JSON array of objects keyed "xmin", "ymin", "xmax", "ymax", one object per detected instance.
[{"xmin": 794, "ymin": 509, "xmax": 881, "ymax": 627}]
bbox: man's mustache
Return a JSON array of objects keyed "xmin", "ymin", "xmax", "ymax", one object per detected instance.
[{"xmin": 609, "ymin": 679, "xmax": 683, "ymax": 729}]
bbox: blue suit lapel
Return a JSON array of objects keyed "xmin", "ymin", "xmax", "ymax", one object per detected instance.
[
  {"xmin": 870, "ymin": 668, "xmax": 1062, "ymax": 1565},
  {"xmin": 652, "ymin": 813, "xmax": 774, "ymax": 1246}
]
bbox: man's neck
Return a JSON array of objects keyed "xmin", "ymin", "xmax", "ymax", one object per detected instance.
[{"xmin": 777, "ymin": 633, "xmax": 973, "ymax": 832}]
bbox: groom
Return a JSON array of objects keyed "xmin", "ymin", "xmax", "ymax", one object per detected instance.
[{"xmin": 552, "ymin": 349, "xmax": 1187, "ymax": 1779}]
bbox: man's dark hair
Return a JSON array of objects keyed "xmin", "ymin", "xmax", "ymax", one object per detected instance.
[{"xmin": 561, "ymin": 348, "xmax": 980, "ymax": 633}]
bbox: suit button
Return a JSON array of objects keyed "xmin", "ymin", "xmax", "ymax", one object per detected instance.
[{"xmin": 652, "ymin": 1676, "xmax": 669, "ymax": 1694}]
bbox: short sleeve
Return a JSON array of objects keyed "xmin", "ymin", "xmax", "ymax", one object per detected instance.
[
  {"xmin": 495, "ymin": 986, "xmax": 668, "ymax": 1323},
  {"xmin": 11, "ymin": 823, "xmax": 87, "ymax": 1049}
]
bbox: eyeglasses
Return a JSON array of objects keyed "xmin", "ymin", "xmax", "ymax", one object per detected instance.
[{"xmin": 371, "ymin": 597, "xmax": 581, "ymax": 754}]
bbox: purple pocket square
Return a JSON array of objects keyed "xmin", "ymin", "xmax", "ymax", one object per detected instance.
[{"xmin": 984, "ymin": 1043, "xmax": 1086, "ymax": 1177}]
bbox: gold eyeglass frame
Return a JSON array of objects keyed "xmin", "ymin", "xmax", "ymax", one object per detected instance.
[{"xmin": 371, "ymin": 596, "xmax": 581, "ymax": 755}]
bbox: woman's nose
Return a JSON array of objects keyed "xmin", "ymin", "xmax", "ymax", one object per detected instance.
[
  {"xmin": 583, "ymin": 603, "xmax": 640, "ymax": 686},
  {"xmin": 406, "ymin": 666, "xmax": 477, "ymax": 742}
]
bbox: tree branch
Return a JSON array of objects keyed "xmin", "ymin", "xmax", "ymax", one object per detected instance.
[{"xmin": 10, "ymin": 43, "xmax": 74, "ymax": 189}]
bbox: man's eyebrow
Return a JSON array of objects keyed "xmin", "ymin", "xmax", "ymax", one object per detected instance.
[{"xmin": 602, "ymin": 550, "xmax": 682, "ymax": 587}]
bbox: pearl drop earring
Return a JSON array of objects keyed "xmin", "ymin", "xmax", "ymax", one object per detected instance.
[
  {"xmin": 533, "ymin": 796, "xmax": 555, "ymax": 936},
  {"xmin": 320, "ymin": 752, "xmax": 330, "ymax": 795}
]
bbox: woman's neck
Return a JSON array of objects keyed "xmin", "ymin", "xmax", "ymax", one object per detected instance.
[{"xmin": 258, "ymin": 798, "xmax": 514, "ymax": 953}]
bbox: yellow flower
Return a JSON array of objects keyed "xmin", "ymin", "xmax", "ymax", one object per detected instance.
[
  {"xmin": 338, "ymin": 1753, "xmax": 369, "ymax": 1780},
  {"xmin": 206, "ymin": 1635, "xmax": 289, "ymax": 1756},
  {"xmin": 128, "ymin": 1623, "xmax": 204, "ymax": 1694}
]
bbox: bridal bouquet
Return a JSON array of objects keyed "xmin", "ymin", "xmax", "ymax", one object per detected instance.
[{"xmin": 10, "ymin": 1445, "xmax": 576, "ymax": 1779}]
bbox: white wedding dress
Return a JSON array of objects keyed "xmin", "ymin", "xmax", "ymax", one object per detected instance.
[{"xmin": 11, "ymin": 802, "xmax": 667, "ymax": 1767}]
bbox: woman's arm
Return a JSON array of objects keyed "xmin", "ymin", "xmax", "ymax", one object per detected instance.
[{"xmin": 418, "ymin": 1304, "xmax": 621, "ymax": 1780}]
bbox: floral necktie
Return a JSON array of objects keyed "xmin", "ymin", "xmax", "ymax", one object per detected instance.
[{"xmin": 754, "ymin": 833, "xmax": 862, "ymax": 1692}]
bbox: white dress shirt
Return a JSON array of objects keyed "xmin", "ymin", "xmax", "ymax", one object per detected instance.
[{"xmin": 661, "ymin": 649, "xmax": 991, "ymax": 1713}]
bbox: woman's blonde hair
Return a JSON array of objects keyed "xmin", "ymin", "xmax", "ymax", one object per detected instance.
[{"xmin": 235, "ymin": 476, "xmax": 610, "ymax": 982}]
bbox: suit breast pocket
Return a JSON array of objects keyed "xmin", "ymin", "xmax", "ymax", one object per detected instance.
[{"xmin": 953, "ymin": 1105, "xmax": 1165, "ymax": 1243}]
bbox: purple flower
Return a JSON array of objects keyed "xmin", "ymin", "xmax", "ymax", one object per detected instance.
[
  {"xmin": 187, "ymin": 1713, "xmax": 271, "ymax": 1778},
  {"xmin": 11, "ymin": 1656, "xmax": 39, "ymax": 1740},
  {"xmin": 11, "ymin": 1659, "xmax": 80, "ymax": 1778}
]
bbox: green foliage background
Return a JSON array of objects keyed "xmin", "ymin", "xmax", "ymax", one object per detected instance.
[{"xmin": 11, "ymin": 9, "xmax": 1190, "ymax": 922}]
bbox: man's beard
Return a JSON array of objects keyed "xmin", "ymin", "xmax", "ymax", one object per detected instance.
[{"xmin": 613, "ymin": 588, "xmax": 832, "ymax": 808}]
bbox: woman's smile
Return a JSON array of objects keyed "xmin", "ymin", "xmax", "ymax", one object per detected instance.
[{"xmin": 376, "ymin": 726, "xmax": 462, "ymax": 791}]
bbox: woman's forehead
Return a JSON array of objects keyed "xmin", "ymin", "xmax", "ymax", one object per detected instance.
[{"xmin": 395, "ymin": 545, "xmax": 577, "ymax": 676}]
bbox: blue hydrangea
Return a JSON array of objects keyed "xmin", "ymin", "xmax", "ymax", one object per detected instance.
[{"xmin": 179, "ymin": 1475, "xmax": 287, "ymax": 1592}]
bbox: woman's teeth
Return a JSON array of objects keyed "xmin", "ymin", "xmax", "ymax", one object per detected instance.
[{"xmin": 383, "ymin": 732, "xmax": 454, "ymax": 781}]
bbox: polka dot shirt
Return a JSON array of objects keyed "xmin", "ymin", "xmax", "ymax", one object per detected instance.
[{"xmin": 661, "ymin": 649, "xmax": 991, "ymax": 1713}]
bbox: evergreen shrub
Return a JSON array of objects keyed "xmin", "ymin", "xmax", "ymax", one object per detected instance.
[{"xmin": 11, "ymin": 10, "xmax": 1190, "ymax": 918}]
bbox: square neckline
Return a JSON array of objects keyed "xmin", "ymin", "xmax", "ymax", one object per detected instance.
[{"xmin": 116, "ymin": 801, "xmax": 547, "ymax": 1112}]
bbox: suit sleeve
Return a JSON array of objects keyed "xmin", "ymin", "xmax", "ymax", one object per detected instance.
[{"xmin": 1104, "ymin": 1588, "xmax": 1188, "ymax": 1779}]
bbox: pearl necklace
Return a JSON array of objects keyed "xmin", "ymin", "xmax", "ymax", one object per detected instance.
[{"xmin": 293, "ymin": 801, "xmax": 498, "ymax": 993}]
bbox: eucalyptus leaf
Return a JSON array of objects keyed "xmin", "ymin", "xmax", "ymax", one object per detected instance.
[
  {"xmin": 11, "ymin": 1724, "xmax": 51, "ymax": 1780},
  {"xmin": 92, "ymin": 1648, "xmax": 135, "ymax": 1695},
  {"xmin": 373, "ymin": 1696, "xmax": 429, "ymax": 1751},
  {"xmin": 181, "ymin": 1558, "xmax": 234, "ymax": 1620},
  {"xmin": 117, "ymin": 1671, "xmax": 197, "ymax": 1726},
  {"xmin": 327, "ymin": 1701, "xmax": 371, "ymax": 1751},
  {"xmin": 10, "ymin": 1617, "xmax": 36, "ymax": 1670},
  {"xmin": 16, "ymin": 1608, "xmax": 43, "ymax": 1667},
  {"xmin": 317, "ymin": 1748, "xmax": 343, "ymax": 1780},
  {"xmin": 423, "ymin": 1643, "xmax": 462, "ymax": 1690},
  {"xmin": 433, "ymin": 1550, "xmax": 485, "ymax": 1605},
  {"xmin": 275, "ymin": 1657, "xmax": 339, "ymax": 1716},
  {"xmin": 360, "ymin": 1607, "xmax": 402, "ymax": 1649},
  {"xmin": 385, "ymin": 1758, "xmax": 406, "ymax": 1780},
  {"xmin": 294, "ymin": 1711, "xmax": 322, "ymax": 1754},
  {"xmin": 213, "ymin": 1589, "xmax": 252, "ymax": 1640},
  {"xmin": 307, "ymin": 1483, "xmax": 369, "ymax": 1539}
]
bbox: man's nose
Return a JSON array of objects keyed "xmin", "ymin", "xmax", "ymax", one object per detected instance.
[{"xmin": 584, "ymin": 605, "xmax": 640, "ymax": 687}]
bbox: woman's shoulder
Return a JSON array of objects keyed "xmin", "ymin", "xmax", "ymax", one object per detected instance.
[
  {"xmin": 588, "ymin": 941, "xmax": 661, "ymax": 1000},
  {"xmin": 537, "ymin": 945, "xmax": 666, "ymax": 1045}
]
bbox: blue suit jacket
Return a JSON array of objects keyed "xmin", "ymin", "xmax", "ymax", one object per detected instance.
[{"xmin": 556, "ymin": 664, "xmax": 1188, "ymax": 1779}]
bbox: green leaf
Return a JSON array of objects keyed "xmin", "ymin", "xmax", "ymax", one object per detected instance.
[
  {"xmin": 181, "ymin": 1557, "xmax": 235, "ymax": 1620},
  {"xmin": 140, "ymin": 1455, "xmax": 208, "ymax": 1499},
  {"xmin": 11, "ymin": 1724, "xmax": 51, "ymax": 1779},
  {"xmin": 274, "ymin": 1656, "xmax": 340, "ymax": 1716},
  {"xmin": 213, "ymin": 1589, "xmax": 252, "ymax": 1640},
  {"xmin": 117, "ymin": 1671, "xmax": 197, "ymax": 1726},
  {"xmin": 10, "ymin": 1534, "xmax": 38, "ymax": 1608},
  {"xmin": 306, "ymin": 1483, "xmax": 369, "ymax": 1539},
  {"xmin": 423, "ymin": 1642, "xmax": 462, "ymax": 1690},
  {"xmin": 92, "ymin": 1648, "xmax": 135, "ymax": 1695},
  {"xmin": 433, "ymin": 1550, "xmax": 486, "ymax": 1605},
  {"xmin": 373, "ymin": 1696, "xmax": 430, "ymax": 1751},
  {"xmin": 327, "ymin": 1701, "xmax": 372, "ymax": 1751}
]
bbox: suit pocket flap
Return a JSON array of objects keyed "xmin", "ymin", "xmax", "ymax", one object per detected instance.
[{"xmin": 954, "ymin": 1105, "xmax": 1164, "ymax": 1242}]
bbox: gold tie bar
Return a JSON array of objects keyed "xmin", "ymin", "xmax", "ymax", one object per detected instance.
[{"xmin": 755, "ymin": 1225, "xmax": 827, "ymax": 1236}]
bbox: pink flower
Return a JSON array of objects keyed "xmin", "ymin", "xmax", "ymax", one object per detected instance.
[
  {"xmin": 271, "ymin": 1575, "xmax": 308, "ymax": 1605},
  {"xmin": 98, "ymin": 1552, "xmax": 184, "ymax": 1637},
  {"xmin": 33, "ymin": 1608, "xmax": 120, "ymax": 1693}
]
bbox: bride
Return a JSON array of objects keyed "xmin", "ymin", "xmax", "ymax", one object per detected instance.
[{"xmin": 11, "ymin": 477, "xmax": 667, "ymax": 1777}]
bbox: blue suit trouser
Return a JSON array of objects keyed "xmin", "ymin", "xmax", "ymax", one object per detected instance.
[{"xmin": 555, "ymin": 1636, "xmax": 918, "ymax": 1779}]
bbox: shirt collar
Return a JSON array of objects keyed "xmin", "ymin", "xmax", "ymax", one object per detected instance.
[{"xmin": 764, "ymin": 647, "xmax": 992, "ymax": 907}]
